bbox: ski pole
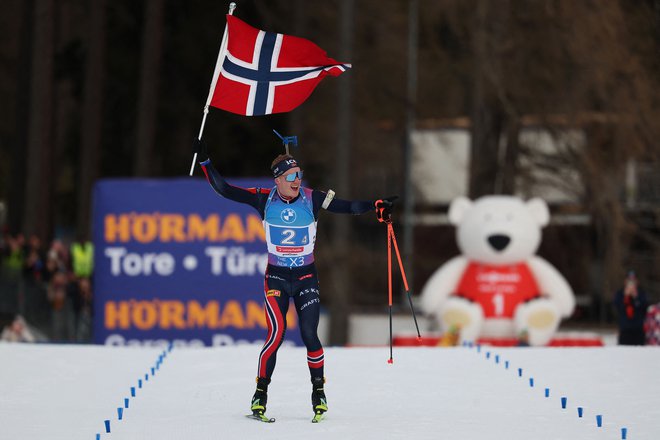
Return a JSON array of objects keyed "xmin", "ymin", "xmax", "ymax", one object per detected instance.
[
  {"xmin": 387, "ymin": 222, "xmax": 394, "ymax": 364},
  {"xmin": 388, "ymin": 224, "xmax": 421, "ymax": 339},
  {"xmin": 377, "ymin": 199, "xmax": 420, "ymax": 362},
  {"xmin": 377, "ymin": 199, "xmax": 395, "ymax": 363}
]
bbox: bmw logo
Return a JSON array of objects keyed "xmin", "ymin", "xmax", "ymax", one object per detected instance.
[{"xmin": 281, "ymin": 208, "xmax": 296, "ymax": 223}]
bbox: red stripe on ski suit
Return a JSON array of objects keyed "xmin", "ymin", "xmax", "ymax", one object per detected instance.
[{"xmin": 258, "ymin": 296, "xmax": 285, "ymax": 378}]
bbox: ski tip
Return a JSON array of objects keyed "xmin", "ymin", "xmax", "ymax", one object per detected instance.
[
  {"xmin": 387, "ymin": 358, "xmax": 394, "ymax": 364},
  {"xmin": 246, "ymin": 414, "xmax": 276, "ymax": 423}
]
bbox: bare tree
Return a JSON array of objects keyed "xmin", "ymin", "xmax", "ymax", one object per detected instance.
[
  {"xmin": 23, "ymin": 0, "xmax": 54, "ymax": 239},
  {"xmin": 3, "ymin": 0, "xmax": 33, "ymax": 232},
  {"xmin": 134, "ymin": 0, "xmax": 165, "ymax": 177},
  {"xmin": 469, "ymin": 0, "xmax": 506, "ymax": 198},
  {"xmin": 77, "ymin": 0, "xmax": 107, "ymax": 239}
]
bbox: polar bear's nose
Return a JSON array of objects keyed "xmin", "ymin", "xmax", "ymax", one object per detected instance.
[{"xmin": 488, "ymin": 234, "xmax": 510, "ymax": 251}]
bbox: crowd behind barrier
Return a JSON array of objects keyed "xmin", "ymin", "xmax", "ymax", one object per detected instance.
[{"xmin": 0, "ymin": 231, "xmax": 93, "ymax": 343}]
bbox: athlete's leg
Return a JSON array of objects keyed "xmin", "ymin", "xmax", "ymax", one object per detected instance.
[
  {"xmin": 251, "ymin": 269, "xmax": 291, "ymax": 415},
  {"xmin": 257, "ymin": 273, "xmax": 290, "ymax": 380},
  {"xmin": 293, "ymin": 266, "xmax": 328, "ymax": 415},
  {"xmin": 293, "ymin": 267, "xmax": 323, "ymax": 379}
]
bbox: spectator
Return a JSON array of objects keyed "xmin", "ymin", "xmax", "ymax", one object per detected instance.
[
  {"xmin": 45, "ymin": 240, "xmax": 70, "ymax": 282},
  {"xmin": 613, "ymin": 271, "xmax": 648, "ymax": 345},
  {"xmin": 71, "ymin": 276, "xmax": 93, "ymax": 343},
  {"xmin": 0, "ymin": 315, "xmax": 36, "ymax": 343},
  {"xmin": 2, "ymin": 233, "xmax": 25, "ymax": 278},
  {"xmin": 644, "ymin": 303, "xmax": 660, "ymax": 346},
  {"xmin": 24, "ymin": 234, "xmax": 46, "ymax": 282},
  {"xmin": 71, "ymin": 238, "xmax": 94, "ymax": 279},
  {"xmin": 47, "ymin": 270, "xmax": 74, "ymax": 342}
]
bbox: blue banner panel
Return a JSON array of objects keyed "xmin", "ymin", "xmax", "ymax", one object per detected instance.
[{"xmin": 92, "ymin": 178, "xmax": 301, "ymax": 347}]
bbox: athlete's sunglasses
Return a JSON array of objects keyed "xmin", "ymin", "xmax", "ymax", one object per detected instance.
[{"xmin": 283, "ymin": 171, "xmax": 303, "ymax": 182}]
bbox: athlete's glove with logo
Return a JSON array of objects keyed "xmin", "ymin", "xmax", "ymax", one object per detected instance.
[
  {"xmin": 193, "ymin": 138, "xmax": 209, "ymax": 163},
  {"xmin": 375, "ymin": 196, "xmax": 398, "ymax": 223}
]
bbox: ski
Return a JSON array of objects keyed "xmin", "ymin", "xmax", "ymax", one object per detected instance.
[
  {"xmin": 311, "ymin": 412, "xmax": 325, "ymax": 423},
  {"xmin": 245, "ymin": 413, "xmax": 276, "ymax": 423}
]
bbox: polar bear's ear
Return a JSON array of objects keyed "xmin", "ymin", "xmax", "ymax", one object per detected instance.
[
  {"xmin": 526, "ymin": 197, "xmax": 549, "ymax": 227},
  {"xmin": 448, "ymin": 197, "xmax": 472, "ymax": 225}
]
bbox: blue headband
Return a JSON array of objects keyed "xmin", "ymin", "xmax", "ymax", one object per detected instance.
[{"xmin": 271, "ymin": 158, "xmax": 299, "ymax": 178}]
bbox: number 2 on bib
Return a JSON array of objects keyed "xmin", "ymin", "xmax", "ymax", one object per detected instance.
[{"xmin": 281, "ymin": 229, "xmax": 295, "ymax": 244}]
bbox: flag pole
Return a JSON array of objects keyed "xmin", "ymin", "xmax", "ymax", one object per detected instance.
[{"xmin": 189, "ymin": 2, "xmax": 237, "ymax": 176}]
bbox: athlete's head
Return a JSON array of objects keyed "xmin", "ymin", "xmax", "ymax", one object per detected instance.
[{"xmin": 271, "ymin": 154, "xmax": 302, "ymax": 200}]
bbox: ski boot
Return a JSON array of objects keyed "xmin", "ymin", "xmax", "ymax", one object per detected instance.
[
  {"xmin": 251, "ymin": 377, "xmax": 270, "ymax": 416},
  {"xmin": 311, "ymin": 376, "xmax": 327, "ymax": 420}
]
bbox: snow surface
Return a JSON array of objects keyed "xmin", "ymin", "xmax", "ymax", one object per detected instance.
[{"xmin": 0, "ymin": 343, "xmax": 658, "ymax": 440}]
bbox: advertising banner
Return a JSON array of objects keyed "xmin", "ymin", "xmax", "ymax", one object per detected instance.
[{"xmin": 92, "ymin": 178, "xmax": 301, "ymax": 347}]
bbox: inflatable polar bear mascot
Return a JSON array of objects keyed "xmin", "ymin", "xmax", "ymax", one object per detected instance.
[{"xmin": 420, "ymin": 196, "xmax": 575, "ymax": 346}]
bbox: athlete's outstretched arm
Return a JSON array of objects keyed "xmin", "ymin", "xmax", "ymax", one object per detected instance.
[
  {"xmin": 195, "ymin": 139, "xmax": 268, "ymax": 215},
  {"xmin": 327, "ymin": 197, "xmax": 375, "ymax": 215}
]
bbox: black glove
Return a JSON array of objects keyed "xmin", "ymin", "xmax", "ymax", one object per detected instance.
[
  {"xmin": 375, "ymin": 196, "xmax": 398, "ymax": 223},
  {"xmin": 193, "ymin": 138, "xmax": 209, "ymax": 163}
]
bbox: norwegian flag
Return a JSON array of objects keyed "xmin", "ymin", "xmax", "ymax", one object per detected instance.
[{"xmin": 209, "ymin": 15, "xmax": 351, "ymax": 116}]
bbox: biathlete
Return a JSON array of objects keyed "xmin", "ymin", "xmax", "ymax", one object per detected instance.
[{"xmin": 194, "ymin": 139, "xmax": 394, "ymax": 421}]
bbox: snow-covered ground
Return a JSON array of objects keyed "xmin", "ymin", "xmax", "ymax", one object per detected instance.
[{"xmin": 0, "ymin": 343, "xmax": 657, "ymax": 440}]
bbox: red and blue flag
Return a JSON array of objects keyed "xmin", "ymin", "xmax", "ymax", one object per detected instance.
[{"xmin": 209, "ymin": 15, "xmax": 351, "ymax": 116}]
